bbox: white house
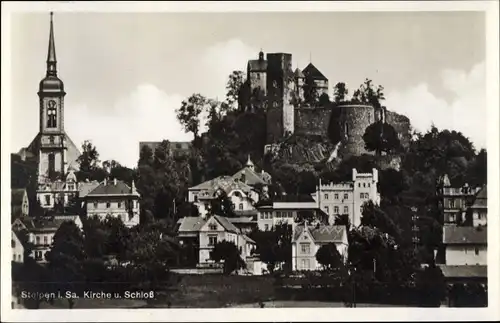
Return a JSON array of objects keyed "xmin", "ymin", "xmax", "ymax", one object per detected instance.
[
  {"xmin": 470, "ymin": 185, "xmax": 487, "ymax": 227},
  {"xmin": 11, "ymin": 230, "xmax": 24, "ymax": 263},
  {"xmin": 291, "ymin": 224, "xmax": 348, "ymax": 271},
  {"xmin": 442, "ymin": 225, "xmax": 487, "ymax": 266}
]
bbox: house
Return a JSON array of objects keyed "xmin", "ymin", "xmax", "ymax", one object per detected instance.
[
  {"xmin": 176, "ymin": 215, "xmax": 257, "ymax": 273},
  {"xmin": 188, "ymin": 176, "xmax": 259, "ymax": 218},
  {"xmin": 187, "ymin": 156, "xmax": 271, "ymax": 218},
  {"xmin": 12, "ymin": 188, "xmax": 29, "ymax": 218},
  {"xmin": 256, "ymin": 194, "xmax": 328, "ymax": 232},
  {"xmin": 12, "ymin": 217, "xmax": 71, "ymax": 263},
  {"xmin": 12, "ymin": 230, "xmax": 24, "ymax": 263},
  {"xmin": 291, "ymin": 224, "xmax": 348, "ymax": 271},
  {"xmin": 84, "ymin": 178, "xmax": 140, "ymax": 227},
  {"xmin": 469, "ymin": 185, "xmax": 487, "ymax": 227},
  {"xmin": 228, "ymin": 214, "xmax": 258, "ymax": 234},
  {"xmin": 437, "ymin": 174, "xmax": 480, "ymax": 225},
  {"xmin": 36, "ymin": 168, "xmax": 79, "ymax": 209},
  {"xmin": 442, "ymin": 225, "xmax": 487, "ymax": 266},
  {"xmin": 312, "ymin": 168, "xmax": 381, "ymax": 227}
]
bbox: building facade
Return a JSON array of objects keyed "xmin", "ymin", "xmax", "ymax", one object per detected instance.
[
  {"xmin": 291, "ymin": 224, "xmax": 348, "ymax": 271},
  {"xmin": 437, "ymin": 174, "xmax": 480, "ymax": 225},
  {"xmin": 84, "ymin": 179, "xmax": 140, "ymax": 227},
  {"xmin": 312, "ymin": 168, "xmax": 380, "ymax": 227},
  {"xmin": 11, "ymin": 231, "xmax": 24, "ymax": 263},
  {"xmin": 11, "ymin": 189, "xmax": 29, "ymax": 218}
]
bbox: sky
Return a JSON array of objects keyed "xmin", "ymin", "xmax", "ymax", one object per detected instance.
[{"xmin": 9, "ymin": 11, "xmax": 486, "ymax": 168}]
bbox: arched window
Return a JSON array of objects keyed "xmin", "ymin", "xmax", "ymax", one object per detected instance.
[{"xmin": 47, "ymin": 100, "xmax": 57, "ymax": 128}]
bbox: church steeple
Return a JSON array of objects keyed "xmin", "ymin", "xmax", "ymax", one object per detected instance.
[{"xmin": 46, "ymin": 12, "xmax": 57, "ymax": 77}]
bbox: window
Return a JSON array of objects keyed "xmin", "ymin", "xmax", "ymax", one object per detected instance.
[
  {"xmin": 36, "ymin": 236, "xmax": 40, "ymax": 245},
  {"xmin": 118, "ymin": 202, "xmax": 122, "ymax": 208},
  {"xmin": 363, "ymin": 183, "xmax": 366, "ymax": 187},
  {"xmin": 260, "ymin": 213, "xmax": 264, "ymax": 220},
  {"xmin": 358, "ymin": 183, "xmax": 361, "ymax": 187},
  {"xmin": 368, "ymin": 183, "xmax": 371, "ymax": 187},
  {"xmin": 46, "ymin": 100, "xmax": 57, "ymax": 128},
  {"xmin": 360, "ymin": 193, "xmax": 364, "ymax": 199},
  {"xmin": 49, "ymin": 135, "xmax": 55, "ymax": 144},
  {"xmin": 43, "ymin": 236, "xmax": 48, "ymax": 245},
  {"xmin": 129, "ymin": 213, "xmax": 134, "ymax": 221},
  {"xmin": 344, "ymin": 206, "xmax": 349, "ymax": 214},
  {"xmin": 475, "ymin": 247, "xmax": 479, "ymax": 255},
  {"xmin": 300, "ymin": 243, "xmax": 311, "ymax": 254},
  {"xmin": 449, "ymin": 199, "xmax": 455, "ymax": 209},
  {"xmin": 106, "ymin": 202, "xmax": 111, "ymax": 208},
  {"xmin": 93, "ymin": 202, "xmax": 98, "ymax": 208},
  {"xmin": 11, "ymin": 239, "xmax": 15, "ymax": 248},
  {"xmin": 344, "ymin": 193, "xmax": 348, "ymax": 200},
  {"xmin": 209, "ymin": 223, "xmax": 218, "ymax": 231},
  {"xmin": 324, "ymin": 194, "xmax": 329, "ymax": 200},
  {"xmin": 301, "ymin": 258, "xmax": 310, "ymax": 270},
  {"xmin": 35, "ymin": 251, "xmax": 42, "ymax": 260},
  {"xmin": 48, "ymin": 153, "xmax": 55, "ymax": 177},
  {"xmin": 238, "ymin": 203, "xmax": 243, "ymax": 210},
  {"xmin": 264, "ymin": 224, "xmax": 269, "ymax": 231},
  {"xmin": 324, "ymin": 206, "xmax": 329, "ymax": 214},
  {"xmin": 208, "ymin": 236, "xmax": 217, "ymax": 246},
  {"xmin": 334, "ymin": 193, "xmax": 339, "ymax": 200}
]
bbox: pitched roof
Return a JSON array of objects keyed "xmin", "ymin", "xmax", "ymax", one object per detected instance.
[
  {"xmin": 176, "ymin": 216, "xmax": 206, "ymax": 233},
  {"xmin": 229, "ymin": 216, "xmax": 256, "ymax": 223},
  {"xmin": 242, "ymin": 234, "xmax": 256, "ymax": 244},
  {"xmin": 79, "ymin": 180, "xmax": 100, "ymax": 198},
  {"xmin": 293, "ymin": 225, "xmax": 346, "ymax": 243},
  {"xmin": 232, "ymin": 166, "xmax": 272, "ymax": 186},
  {"xmin": 248, "ymin": 59, "xmax": 267, "ymax": 72},
  {"xmin": 438, "ymin": 265, "xmax": 487, "ymax": 278},
  {"xmin": 86, "ymin": 180, "xmax": 138, "ymax": 197},
  {"xmin": 213, "ymin": 215, "xmax": 240, "ymax": 233},
  {"xmin": 19, "ymin": 217, "xmax": 68, "ymax": 233},
  {"xmin": 190, "ymin": 176, "xmax": 254, "ymax": 196},
  {"xmin": 443, "ymin": 226, "xmax": 487, "ymax": 245},
  {"xmin": 11, "ymin": 189, "xmax": 26, "ymax": 206},
  {"xmin": 470, "ymin": 185, "xmax": 487, "ymax": 209},
  {"xmin": 302, "ymin": 63, "xmax": 328, "ymax": 81}
]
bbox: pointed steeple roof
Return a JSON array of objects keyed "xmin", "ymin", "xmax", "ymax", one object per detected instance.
[
  {"xmin": 302, "ymin": 63, "xmax": 328, "ymax": 81},
  {"xmin": 46, "ymin": 12, "xmax": 57, "ymax": 76},
  {"xmin": 294, "ymin": 67, "xmax": 305, "ymax": 78},
  {"xmin": 246, "ymin": 154, "xmax": 255, "ymax": 169}
]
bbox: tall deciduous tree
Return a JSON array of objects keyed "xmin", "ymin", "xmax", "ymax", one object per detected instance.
[
  {"xmin": 77, "ymin": 140, "xmax": 106, "ymax": 182},
  {"xmin": 176, "ymin": 93, "xmax": 208, "ymax": 139},
  {"xmin": 211, "ymin": 240, "xmax": 246, "ymax": 275},
  {"xmin": 333, "ymin": 82, "xmax": 349, "ymax": 103},
  {"xmin": 363, "ymin": 121, "xmax": 401, "ymax": 156},
  {"xmin": 225, "ymin": 70, "xmax": 246, "ymax": 110},
  {"xmin": 45, "ymin": 221, "xmax": 86, "ymax": 309},
  {"xmin": 316, "ymin": 243, "xmax": 344, "ymax": 270}
]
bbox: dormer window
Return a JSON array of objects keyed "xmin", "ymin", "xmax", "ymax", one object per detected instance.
[{"xmin": 209, "ymin": 223, "xmax": 218, "ymax": 231}]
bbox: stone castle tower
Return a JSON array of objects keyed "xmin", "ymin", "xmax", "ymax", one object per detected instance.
[
  {"xmin": 23, "ymin": 13, "xmax": 81, "ymax": 185},
  {"xmin": 244, "ymin": 51, "xmax": 330, "ymax": 144}
]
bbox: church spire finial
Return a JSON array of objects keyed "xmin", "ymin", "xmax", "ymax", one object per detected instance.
[{"xmin": 46, "ymin": 12, "xmax": 57, "ymax": 76}]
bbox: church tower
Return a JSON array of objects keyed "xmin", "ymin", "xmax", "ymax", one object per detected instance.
[
  {"xmin": 36, "ymin": 12, "xmax": 67, "ymax": 183},
  {"xmin": 25, "ymin": 13, "xmax": 81, "ymax": 186}
]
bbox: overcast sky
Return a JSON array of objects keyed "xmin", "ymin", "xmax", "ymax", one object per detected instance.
[{"xmin": 10, "ymin": 11, "xmax": 486, "ymax": 168}]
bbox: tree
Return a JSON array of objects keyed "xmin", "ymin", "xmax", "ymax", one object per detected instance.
[
  {"xmin": 333, "ymin": 82, "xmax": 349, "ymax": 103},
  {"xmin": 414, "ymin": 264, "xmax": 446, "ymax": 307},
  {"xmin": 249, "ymin": 224, "xmax": 292, "ymax": 273},
  {"xmin": 76, "ymin": 140, "xmax": 106, "ymax": 182},
  {"xmin": 316, "ymin": 243, "xmax": 344, "ymax": 270},
  {"xmin": 363, "ymin": 121, "xmax": 401, "ymax": 156},
  {"xmin": 225, "ymin": 70, "xmax": 246, "ymax": 110},
  {"xmin": 45, "ymin": 221, "xmax": 86, "ymax": 309},
  {"xmin": 176, "ymin": 93, "xmax": 208, "ymax": 139},
  {"xmin": 334, "ymin": 213, "xmax": 351, "ymax": 228},
  {"xmin": 207, "ymin": 189, "xmax": 237, "ymax": 218},
  {"xmin": 211, "ymin": 240, "xmax": 246, "ymax": 275},
  {"xmin": 352, "ymin": 79, "xmax": 385, "ymax": 109}
]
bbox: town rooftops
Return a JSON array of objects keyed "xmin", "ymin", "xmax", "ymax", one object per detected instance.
[
  {"xmin": 78, "ymin": 180, "xmax": 100, "ymax": 198},
  {"xmin": 302, "ymin": 63, "xmax": 328, "ymax": 81},
  {"xmin": 189, "ymin": 176, "xmax": 254, "ymax": 196},
  {"xmin": 232, "ymin": 165, "xmax": 272, "ymax": 186},
  {"xmin": 213, "ymin": 215, "xmax": 240, "ymax": 234},
  {"xmin": 176, "ymin": 216, "xmax": 206, "ymax": 233},
  {"xmin": 443, "ymin": 226, "xmax": 487, "ymax": 245},
  {"xmin": 293, "ymin": 224, "xmax": 346, "ymax": 243},
  {"xmin": 438, "ymin": 265, "xmax": 487, "ymax": 279},
  {"xmin": 14, "ymin": 217, "xmax": 69, "ymax": 233}
]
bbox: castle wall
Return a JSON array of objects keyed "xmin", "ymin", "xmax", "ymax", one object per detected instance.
[
  {"xmin": 385, "ymin": 110, "xmax": 411, "ymax": 149},
  {"xmin": 338, "ymin": 104, "xmax": 376, "ymax": 156},
  {"xmin": 294, "ymin": 107, "xmax": 331, "ymax": 137}
]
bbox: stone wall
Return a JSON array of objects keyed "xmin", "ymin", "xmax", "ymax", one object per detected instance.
[
  {"xmin": 294, "ymin": 106, "xmax": 331, "ymax": 137},
  {"xmin": 385, "ymin": 110, "xmax": 411, "ymax": 149},
  {"xmin": 338, "ymin": 104, "xmax": 376, "ymax": 157}
]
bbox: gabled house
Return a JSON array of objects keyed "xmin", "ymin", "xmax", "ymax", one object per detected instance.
[
  {"xmin": 12, "ymin": 188, "xmax": 29, "ymax": 218},
  {"xmin": 12, "ymin": 230, "xmax": 24, "ymax": 263},
  {"xmin": 470, "ymin": 185, "xmax": 487, "ymax": 227},
  {"xmin": 291, "ymin": 224, "xmax": 348, "ymax": 271},
  {"xmin": 176, "ymin": 215, "xmax": 256, "ymax": 271},
  {"xmin": 84, "ymin": 178, "xmax": 140, "ymax": 227}
]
